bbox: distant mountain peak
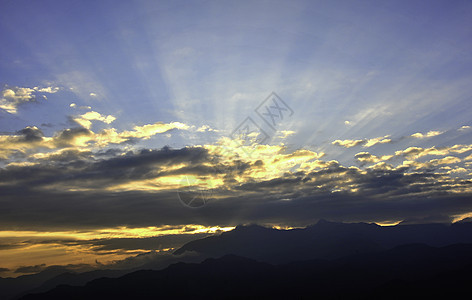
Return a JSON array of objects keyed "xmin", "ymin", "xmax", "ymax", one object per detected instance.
[
  {"xmin": 233, "ymin": 224, "xmax": 273, "ymax": 232},
  {"xmin": 312, "ymin": 219, "xmax": 379, "ymax": 228}
]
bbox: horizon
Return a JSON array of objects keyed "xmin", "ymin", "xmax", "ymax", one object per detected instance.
[{"xmin": 1, "ymin": 218, "xmax": 469, "ymax": 278}]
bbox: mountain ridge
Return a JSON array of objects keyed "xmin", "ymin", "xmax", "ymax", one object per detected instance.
[
  {"xmin": 21, "ymin": 243, "xmax": 472, "ymax": 299},
  {"xmin": 174, "ymin": 220, "xmax": 472, "ymax": 263},
  {"xmin": 6, "ymin": 220, "xmax": 472, "ymax": 299}
]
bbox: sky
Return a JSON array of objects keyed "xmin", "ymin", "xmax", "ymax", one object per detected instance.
[{"xmin": 1, "ymin": 0, "xmax": 472, "ymax": 277}]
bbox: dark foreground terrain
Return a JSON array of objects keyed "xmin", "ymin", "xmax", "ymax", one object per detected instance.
[
  {"xmin": 21, "ymin": 243, "xmax": 472, "ymax": 299},
  {"xmin": 8, "ymin": 221, "xmax": 472, "ymax": 299}
]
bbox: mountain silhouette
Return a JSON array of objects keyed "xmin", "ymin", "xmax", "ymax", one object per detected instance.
[
  {"xmin": 0, "ymin": 268, "xmax": 130, "ymax": 300},
  {"xmin": 0, "ymin": 267, "xmax": 71, "ymax": 300},
  {"xmin": 174, "ymin": 220, "xmax": 472, "ymax": 263},
  {"xmin": 10, "ymin": 221, "xmax": 472, "ymax": 299},
  {"xmin": 21, "ymin": 243, "xmax": 472, "ymax": 299}
]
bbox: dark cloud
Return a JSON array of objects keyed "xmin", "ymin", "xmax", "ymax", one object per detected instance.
[
  {"xmin": 41, "ymin": 149, "xmax": 92, "ymax": 162},
  {"xmin": 93, "ymin": 146, "xmax": 208, "ymax": 171},
  {"xmin": 87, "ymin": 234, "xmax": 212, "ymax": 251},
  {"xmin": 53, "ymin": 127, "xmax": 92, "ymax": 147},
  {"xmin": 355, "ymin": 153, "xmax": 373, "ymax": 160},
  {"xmin": 33, "ymin": 233, "xmax": 213, "ymax": 252},
  {"xmin": 0, "ymin": 145, "xmax": 472, "ymax": 230},
  {"xmin": 16, "ymin": 126, "xmax": 44, "ymax": 142},
  {"xmin": 0, "ymin": 146, "xmax": 210, "ymax": 192},
  {"xmin": 14, "ymin": 264, "xmax": 46, "ymax": 274},
  {"xmin": 0, "ymin": 242, "xmax": 27, "ymax": 250}
]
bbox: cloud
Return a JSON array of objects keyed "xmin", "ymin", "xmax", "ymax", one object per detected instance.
[
  {"xmin": 395, "ymin": 145, "xmax": 472, "ymax": 160},
  {"xmin": 429, "ymin": 156, "xmax": 461, "ymax": 166},
  {"xmin": 79, "ymin": 234, "xmax": 212, "ymax": 252},
  {"xmin": 31, "ymin": 148, "xmax": 92, "ymax": 162},
  {"xmin": 0, "ymin": 121, "xmax": 191, "ymax": 160},
  {"xmin": 73, "ymin": 111, "xmax": 116, "ymax": 129},
  {"xmin": 332, "ymin": 139, "xmax": 364, "ymax": 148},
  {"xmin": 0, "ymin": 126, "xmax": 52, "ymax": 159},
  {"xmin": 17, "ymin": 126, "xmax": 45, "ymax": 142},
  {"xmin": 195, "ymin": 125, "xmax": 218, "ymax": 132},
  {"xmin": 0, "ymin": 87, "xmax": 36, "ymax": 113},
  {"xmin": 354, "ymin": 152, "xmax": 393, "ymax": 164},
  {"xmin": 411, "ymin": 130, "xmax": 443, "ymax": 138},
  {"xmin": 53, "ymin": 127, "xmax": 94, "ymax": 147},
  {"xmin": 332, "ymin": 135, "xmax": 391, "ymax": 148},
  {"xmin": 14, "ymin": 263, "xmax": 47, "ymax": 274},
  {"xmin": 70, "ymin": 103, "xmax": 92, "ymax": 110},
  {"xmin": 33, "ymin": 86, "xmax": 60, "ymax": 93},
  {"xmin": 129, "ymin": 122, "xmax": 190, "ymax": 137},
  {"xmin": 1, "ymin": 117, "xmax": 472, "ymax": 257},
  {"xmin": 364, "ymin": 136, "xmax": 392, "ymax": 147},
  {"xmin": 448, "ymin": 167, "xmax": 468, "ymax": 174},
  {"xmin": 0, "ymin": 146, "xmax": 210, "ymax": 194},
  {"xmin": 94, "ymin": 121, "xmax": 190, "ymax": 146},
  {"xmin": 0, "ymin": 85, "xmax": 59, "ymax": 114},
  {"xmin": 0, "ymin": 137, "xmax": 471, "ymax": 233},
  {"xmin": 277, "ymin": 130, "xmax": 296, "ymax": 139}
]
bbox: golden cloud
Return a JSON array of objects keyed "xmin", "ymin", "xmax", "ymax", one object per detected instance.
[
  {"xmin": 332, "ymin": 135, "xmax": 391, "ymax": 148},
  {"xmin": 73, "ymin": 111, "xmax": 116, "ymax": 129},
  {"xmin": 411, "ymin": 130, "xmax": 443, "ymax": 138},
  {"xmin": 0, "ymin": 121, "xmax": 191, "ymax": 160},
  {"xmin": 395, "ymin": 145, "xmax": 472, "ymax": 160},
  {"xmin": 355, "ymin": 152, "xmax": 393, "ymax": 164},
  {"xmin": 0, "ymin": 85, "xmax": 59, "ymax": 114}
]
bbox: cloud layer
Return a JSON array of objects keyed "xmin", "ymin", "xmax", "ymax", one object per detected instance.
[
  {"xmin": 0, "ymin": 86, "xmax": 59, "ymax": 114},
  {"xmin": 1, "ymin": 137, "xmax": 471, "ymax": 230}
]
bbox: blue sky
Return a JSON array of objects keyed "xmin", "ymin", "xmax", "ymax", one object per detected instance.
[
  {"xmin": 2, "ymin": 0, "xmax": 471, "ymax": 149},
  {"xmin": 1, "ymin": 0, "xmax": 472, "ymax": 276}
]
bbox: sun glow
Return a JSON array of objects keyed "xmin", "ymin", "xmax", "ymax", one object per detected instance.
[
  {"xmin": 0, "ymin": 225, "xmax": 234, "ymax": 240},
  {"xmin": 375, "ymin": 221, "xmax": 403, "ymax": 227},
  {"xmin": 0, "ymin": 224, "xmax": 234, "ymax": 277}
]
